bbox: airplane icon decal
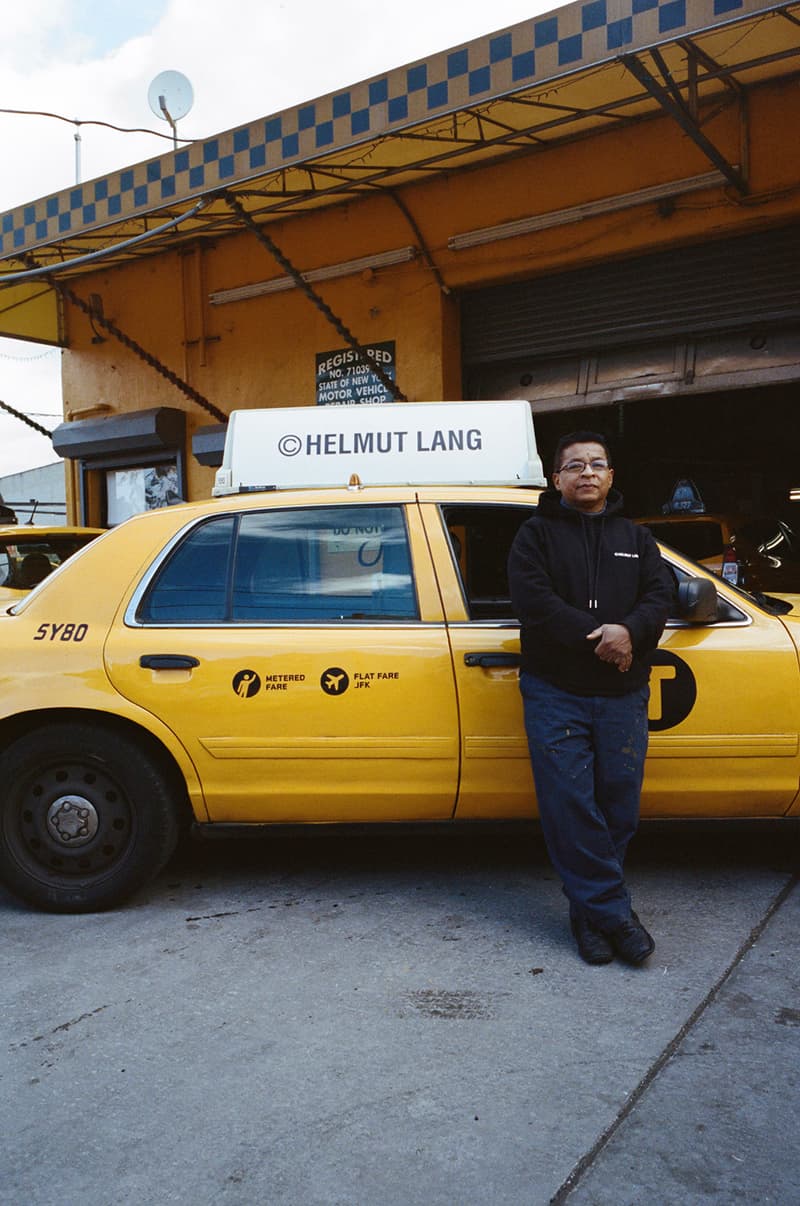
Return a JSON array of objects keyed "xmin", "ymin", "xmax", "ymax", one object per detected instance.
[{"xmin": 320, "ymin": 667, "xmax": 350, "ymax": 696}]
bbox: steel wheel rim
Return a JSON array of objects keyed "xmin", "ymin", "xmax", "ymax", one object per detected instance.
[{"xmin": 11, "ymin": 758, "xmax": 135, "ymax": 879}]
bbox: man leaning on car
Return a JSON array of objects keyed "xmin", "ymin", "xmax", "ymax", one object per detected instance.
[{"xmin": 508, "ymin": 430, "xmax": 675, "ymax": 966}]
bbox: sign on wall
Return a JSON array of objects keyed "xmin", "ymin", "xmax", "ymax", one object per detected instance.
[
  {"xmin": 106, "ymin": 462, "xmax": 183, "ymax": 525},
  {"xmin": 316, "ymin": 340, "xmax": 396, "ymax": 405}
]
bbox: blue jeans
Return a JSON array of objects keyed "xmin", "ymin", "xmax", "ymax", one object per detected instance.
[{"xmin": 519, "ymin": 672, "xmax": 650, "ymax": 930}]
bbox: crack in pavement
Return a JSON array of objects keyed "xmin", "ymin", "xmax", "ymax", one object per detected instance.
[
  {"xmin": 550, "ymin": 873, "xmax": 799, "ymax": 1204},
  {"xmin": 8, "ymin": 1002, "xmax": 116, "ymax": 1052}
]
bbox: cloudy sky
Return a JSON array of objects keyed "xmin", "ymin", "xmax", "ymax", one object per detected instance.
[{"xmin": 0, "ymin": 0, "xmax": 554, "ymax": 479}]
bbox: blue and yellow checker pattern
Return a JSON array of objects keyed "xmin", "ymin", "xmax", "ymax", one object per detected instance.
[{"xmin": 0, "ymin": 0, "xmax": 769, "ymax": 259}]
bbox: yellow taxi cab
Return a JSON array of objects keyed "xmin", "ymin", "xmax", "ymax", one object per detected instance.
[
  {"xmin": 0, "ymin": 524, "xmax": 105, "ymax": 604},
  {"xmin": 0, "ymin": 402, "xmax": 798, "ymax": 913}
]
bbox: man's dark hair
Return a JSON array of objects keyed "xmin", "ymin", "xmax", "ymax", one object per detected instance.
[{"xmin": 552, "ymin": 430, "xmax": 612, "ymax": 474}]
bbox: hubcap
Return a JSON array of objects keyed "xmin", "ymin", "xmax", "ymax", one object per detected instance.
[
  {"xmin": 13, "ymin": 758, "xmax": 134, "ymax": 878},
  {"xmin": 46, "ymin": 795, "xmax": 100, "ymax": 846}
]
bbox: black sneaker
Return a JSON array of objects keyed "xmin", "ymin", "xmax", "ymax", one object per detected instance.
[
  {"xmin": 606, "ymin": 913, "xmax": 655, "ymax": 965},
  {"xmin": 570, "ymin": 913, "xmax": 614, "ymax": 965}
]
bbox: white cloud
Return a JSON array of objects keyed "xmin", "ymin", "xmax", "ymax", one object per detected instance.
[
  {"xmin": 0, "ymin": 344, "xmax": 62, "ymax": 481},
  {"xmin": 0, "ymin": 2, "xmax": 70, "ymax": 60},
  {"xmin": 0, "ymin": 0, "xmax": 553, "ymax": 476}
]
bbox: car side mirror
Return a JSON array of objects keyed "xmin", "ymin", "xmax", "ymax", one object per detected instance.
[{"xmin": 677, "ymin": 578, "xmax": 718, "ymax": 624}]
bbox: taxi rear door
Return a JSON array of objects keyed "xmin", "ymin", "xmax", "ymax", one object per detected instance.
[{"xmin": 105, "ymin": 498, "xmax": 460, "ymax": 823}]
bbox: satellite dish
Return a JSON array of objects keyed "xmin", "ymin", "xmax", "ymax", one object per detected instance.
[{"xmin": 148, "ymin": 70, "xmax": 194, "ymax": 147}]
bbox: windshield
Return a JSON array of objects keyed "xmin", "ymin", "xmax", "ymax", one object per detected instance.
[{"xmin": 0, "ymin": 535, "xmax": 96, "ymax": 591}]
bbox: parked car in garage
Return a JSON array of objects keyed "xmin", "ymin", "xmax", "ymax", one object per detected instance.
[
  {"xmin": 636, "ymin": 480, "xmax": 800, "ymax": 611},
  {"xmin": 0, "ymin": 406, "xmax": 798, "ymax": 913},
  {"xmin": 0, "ymin": 525, "xmax": 105, "ymax": 604}
]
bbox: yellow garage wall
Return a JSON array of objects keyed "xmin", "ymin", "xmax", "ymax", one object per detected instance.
[
  {"xmin": 62, "ymin": 220, "xmax": 457, "ymax": 505},
  {"xmin": 60, "ymin": 74, "xmax": 800, "ymax": 516},
  {"xmin": 432, "ymin": 76, "xmax": 800, "ymax": 287}
]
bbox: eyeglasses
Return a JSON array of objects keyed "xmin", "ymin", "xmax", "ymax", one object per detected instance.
[{"xmin": 556, "ymin": 459, "xmax": 611, "ymax": 474}]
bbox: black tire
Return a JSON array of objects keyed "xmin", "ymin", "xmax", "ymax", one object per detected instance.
[{"xmin": 0, "ymin": 723, "xmax": 180, "ymax": 912}]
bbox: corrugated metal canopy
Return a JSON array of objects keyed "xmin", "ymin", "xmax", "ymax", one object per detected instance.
[{"xmin": 1, "ymin": 0, "xmax": 798, "ymax": 344}]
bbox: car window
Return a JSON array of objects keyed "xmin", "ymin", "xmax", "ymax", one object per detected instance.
[
  {"xmin": 641, "ymin": 521, "xmax": 725, "ymax": 562},
  {"xmin": 138, "ymin": 516, "xmax": 236, "ymax": 623},
  {"xmin": 138, "ymin": 505, "xmax": 418, "ymax": 624},
  {"xmin": 440, "ymin": 504, "xmax": 533, "ymax": 620},
  {"xmin": 0, "ymin": 536, "xmax": 96, "ymax": 590},
  {"xmin": 231, "ymin": 505, "xmax": 417, "ymax": 621}
]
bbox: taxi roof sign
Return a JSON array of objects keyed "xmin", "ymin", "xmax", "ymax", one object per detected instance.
[{"xmin": 212, "ymin": 400, "xmax": 545, "ymax": 494}]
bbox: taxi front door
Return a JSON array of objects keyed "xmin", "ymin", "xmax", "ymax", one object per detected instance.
[
  {"xmin": 421, "ymin": 501, "xmax": 800, "ymax": 821},
  {"xmin": 640, "ymin": 567, "xmax": 800, "ymax": 817},
  {"xmin": 105, "ymin": 501, "xmax": 459, "ymax": 823}
]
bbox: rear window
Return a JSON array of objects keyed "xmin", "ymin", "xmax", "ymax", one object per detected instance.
[
  {"xmin": 137, "ymin": 505, "xmax": 418, "ymax": 624},
  {"xmin": 642, "ymin": 521, "xmax": 725, "ymax": 562},
  {"xmin": 0, "ymin": 536, "xmax": 96, "ymax": 590}
]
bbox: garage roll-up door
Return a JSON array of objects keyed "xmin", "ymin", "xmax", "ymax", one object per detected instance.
[{"xmin": 461, "ymin": 224, "xmax": 800, "ymax": 364}]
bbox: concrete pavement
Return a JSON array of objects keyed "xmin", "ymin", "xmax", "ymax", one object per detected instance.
[
  {"xmin": 565, "ymin": 866, "xmax": 800, "ymax": 1204},
  {"xmin": 1, "ymin": 823, "xmax": 797, "ymax": 1205}
]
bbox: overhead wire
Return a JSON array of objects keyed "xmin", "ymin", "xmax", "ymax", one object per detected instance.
[{"xmin": 0, "ymin": 106, "xmax": 198, "ymax": 144}]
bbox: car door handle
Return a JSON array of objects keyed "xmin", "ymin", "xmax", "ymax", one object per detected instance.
[
  {"xmin": 139, "ymin": 654, "xmax": 200, "ymax": 670},
  {"xmin": 463, "ymin": 652, "xmax": 521, "ymax": 668}
]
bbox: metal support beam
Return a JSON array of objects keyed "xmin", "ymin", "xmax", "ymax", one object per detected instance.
[
  {"xmin": 649, "ymin": 47, "xmax": 689, "ymax": 115},
  {"xmin": 621, "ymin": 54, "xmax": 747, "ymax": 195},
  {"xmin": 223, "ymin": 191, "xmax": 407, "ymax": 402}
]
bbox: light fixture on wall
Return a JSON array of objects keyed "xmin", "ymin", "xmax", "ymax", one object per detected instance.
[
  {"xmin": 209, "ymin": 246, "xmax": 418, "ymax": 305},
  {"xmin": 447, "ymin": 170, "xmax": 730, "ymax": 251},
  {"xmin": 66, "ymin": 402, "xmax": 115, "ymax": 419}
]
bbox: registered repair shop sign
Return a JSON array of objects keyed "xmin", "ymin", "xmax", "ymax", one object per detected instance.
[{"xmin": 316, "ymin": 341, "xmax": 396, "ymax": 405}]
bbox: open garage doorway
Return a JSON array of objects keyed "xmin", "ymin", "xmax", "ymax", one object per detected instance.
[{"xmin": 528, "ymin": 383, "xmax": 798, "ymax": 521}]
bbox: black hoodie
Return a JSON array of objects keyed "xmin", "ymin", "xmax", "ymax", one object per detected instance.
[{"xmin": 507, "ymin": 487, "xmax": 674, "ymax": 696}]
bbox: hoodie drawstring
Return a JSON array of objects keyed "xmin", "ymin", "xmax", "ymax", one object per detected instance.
[{"xmin": 581, "ymin": 515, "xmax": 605, "ymax": 611}]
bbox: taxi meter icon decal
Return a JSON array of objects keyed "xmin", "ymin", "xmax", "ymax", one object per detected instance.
[{"xmin": 232, "ymin": 670, "xmax": 261, "ymax": 698}]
